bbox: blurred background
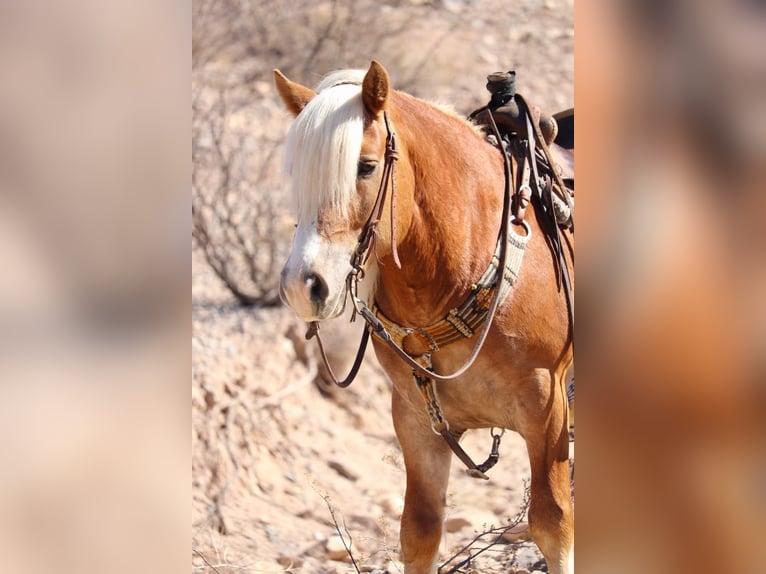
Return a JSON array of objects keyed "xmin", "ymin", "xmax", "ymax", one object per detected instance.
[
  {"xmin": 576, "ymin": 0, "xmax": 766, "ymax": 572},
  {"xmin": 0, "ymin": 1, "xmax": 188, "ymax": 573},
  {"xmin": 0, "ymin": 0, "xmax": 762, "ymax": 572}
]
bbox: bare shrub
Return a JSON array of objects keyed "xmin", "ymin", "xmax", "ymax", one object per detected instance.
[{"xmin": 192, "ymin": 82, "xmax": 290, "ymax": 306}]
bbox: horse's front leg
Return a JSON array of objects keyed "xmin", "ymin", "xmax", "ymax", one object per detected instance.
[{"xmin": 392, "ymin": 382, "xmax": 453, "ymax": 574}]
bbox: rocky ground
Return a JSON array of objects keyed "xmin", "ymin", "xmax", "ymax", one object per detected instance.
[{"xmin": 192, "ymin": 1, "xmax": 572, "ymax": 571}]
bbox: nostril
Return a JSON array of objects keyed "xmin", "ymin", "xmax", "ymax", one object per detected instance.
[{"xmin": 305, "ymin": 272, "xmax": 329, "ymax": 303}]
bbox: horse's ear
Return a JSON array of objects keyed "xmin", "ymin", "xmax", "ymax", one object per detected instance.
[
  {"xmin": 274, "ymin": 69, "xmax": 316, "ymax": 116},
  {"xmin": 362, "ymin": 60, "xmax": 389, "ymax": 119}
]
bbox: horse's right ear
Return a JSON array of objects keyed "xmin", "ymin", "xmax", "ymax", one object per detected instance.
[
  {"xmin": 274, "ymin": 69, "xmax": 316, "ymax": 116},
  {"xmin": 362, "ymin": 60, "xmax": 389, "ymax": 119}
]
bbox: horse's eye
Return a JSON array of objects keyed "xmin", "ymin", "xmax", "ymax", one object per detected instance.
[{"xmin": 357, "ymin": 160, "xmax": 378, "ymax": 179}]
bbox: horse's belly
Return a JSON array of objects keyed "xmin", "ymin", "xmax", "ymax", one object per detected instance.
[{"xmin": 428, "ymin": 352, "xmax": 555, "ymax": 433}]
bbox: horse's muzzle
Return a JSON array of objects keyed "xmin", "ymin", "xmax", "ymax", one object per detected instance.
[{"xmin": 279, "ymin": 266, "xmax": 344, "ymax": 322}]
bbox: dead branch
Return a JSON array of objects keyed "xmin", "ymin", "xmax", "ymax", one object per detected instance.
[
  {"xmin": 192, "ymin": 548, "xmax": 223, "ymax": 574},
  {"xmin": 439, "ymin": 480, "xmax": 533, "ymax": 574}
]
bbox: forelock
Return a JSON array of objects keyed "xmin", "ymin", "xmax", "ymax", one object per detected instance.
[{"xmin": 283, "ymin": 71, "xmax": 365, "ymax": 222}]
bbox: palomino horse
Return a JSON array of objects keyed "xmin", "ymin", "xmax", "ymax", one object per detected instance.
[{"xmin": 275, "ymin": 61, "xmax": 574, "ymax": 574}]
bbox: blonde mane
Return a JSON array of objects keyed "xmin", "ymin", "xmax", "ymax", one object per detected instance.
[{"xmin": 283, "ymin": 70, "xmax": 366, "ymax": 222}]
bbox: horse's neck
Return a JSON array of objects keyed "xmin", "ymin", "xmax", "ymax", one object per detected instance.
[{"xmin": 374, "ymin": 94, "xmax": 504, "ymax": 327}]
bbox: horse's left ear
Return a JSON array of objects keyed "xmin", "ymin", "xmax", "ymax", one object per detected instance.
[
  {"xmin": 362, "ymin": 60, "xmax": 389, "ymax": 119},
  {"xmin": 274, "ymin": 69, "xmax": 316, "ymax": 117}
]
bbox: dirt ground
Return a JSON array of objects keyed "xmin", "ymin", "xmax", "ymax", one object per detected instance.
[{"xmin": 192, "ymin": 1, "xmax": 572, "ymax": 572}]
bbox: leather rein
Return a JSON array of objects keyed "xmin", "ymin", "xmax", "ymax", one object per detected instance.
[{"xmin": 305, "ymin": 102, "xmax": 572, "ymax": 478}]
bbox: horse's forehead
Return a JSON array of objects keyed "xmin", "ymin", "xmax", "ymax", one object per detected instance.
[{"xmin": 360, "ymin": 117, "xmax": 386, "ymax": 153}]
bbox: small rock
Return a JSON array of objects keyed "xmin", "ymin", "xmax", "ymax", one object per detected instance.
[
  {"xmin": 442, "ymin": 0, "xmax": 464, "ymax": 13},
  {"xmin": 501, "ymin": 521, "xmax": 530, "ymax": 542},
  {"xmin": 325, "ymin": 535, "xmax": 351, "ymax": 561},
  {"xmin": 379, "ymin": 493, "xmax": 404, "ymax": 518},
  {"xmin": 276, "ymin": 553, "xmax": 303, "ymax": 568},
  {"xmin": 349, "ymin": 513, "xmax": 383, "ymax": 535},
  {"xmin": 328, "ymin": 459, "xmax": 359, "ymax": 481},
  {"xmin": 444, "ymin": 515, "xmax": 472, "ymax": 533}
]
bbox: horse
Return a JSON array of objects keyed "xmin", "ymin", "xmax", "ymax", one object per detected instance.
[{"xmin": 274, "ymin": 61, "xmax": 574, "ymax": 574}]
